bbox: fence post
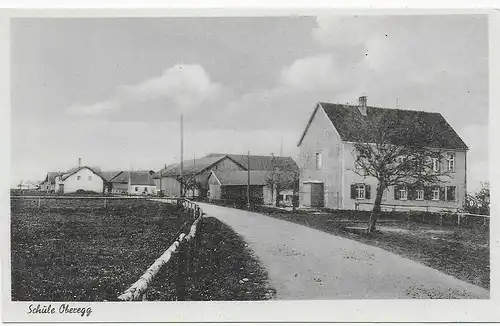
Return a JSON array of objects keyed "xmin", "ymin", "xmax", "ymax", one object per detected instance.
[
  {"xmin": 104, "ymin": 198, "xmax": 107, "ymax": 208},
  {"xmin": 457, "ymin": 214, "xmax": 461, "ymax": 226},
  {"xmin": 38, "ymin": 197, "xmax": 41, "ymax": 209},
  {"xmin": 176, "ymin": 243, "xmax": 187, "ymax": 301},
  {"xmin": 440, "ymin": 214, "xmax": 443, "ymax": 226}
]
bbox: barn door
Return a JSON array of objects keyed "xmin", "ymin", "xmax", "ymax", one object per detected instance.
[{"xmin": 310, "ymin": 183, "xmax": 324, "ymax": 208}]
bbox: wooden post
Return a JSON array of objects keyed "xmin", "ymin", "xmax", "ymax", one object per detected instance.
[
  {"xmin": 247, "ymin": 151, "xmax": 251, "ymax": 210},
  {"xmin": 38, "ymin": 197, "xmax": 41, "ymax": 209},
  {"xmin": 440, "ymin": 214, "xmax": 443, "ymax": 226},
  {"xmin": 457, "ymin": 214, "xmax": 461, "ymax": 226},
  {"xmin": 104, "ymin": 198, "xmax": 107, "ymax": 208},
  {"xmin": 176, "ymin": 243, "xmax": 187, "ymax": 301}
]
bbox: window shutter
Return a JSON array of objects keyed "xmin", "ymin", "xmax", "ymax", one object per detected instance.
[
  {"xmin": 350, "ymin": 184, "xmax": 356, "ymax": 199},
  {"xmin": 447, "ymin": 186, "xmax": 456, "ymax": 201},
  {"xmin": 440, "ymin": 186, "xmax": 445, "ymax": 201},
  {"xmin": 365, "ymin": 185, "xmax": 371, "ymax": 199},
  {"xmin": 424, "ymin": 186, "xmax": 431, "ymax": 200},
  {"xmin": 394, "ymin": 185, "xmax": 400, "ymax": 200}
]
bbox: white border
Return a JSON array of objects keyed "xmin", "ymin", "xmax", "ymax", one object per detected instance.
[{"xmin": 1, "ymin": 5, "xmax": 499, "ymax": 323}]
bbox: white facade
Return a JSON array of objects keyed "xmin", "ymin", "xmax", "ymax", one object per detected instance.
[
  {"xmin": 128, "ymin": 184, "xmax": 157, "ymax": 196},
  {"xmin": 54, "ymin": 167, "xmax": 104, "ymax": 194}
]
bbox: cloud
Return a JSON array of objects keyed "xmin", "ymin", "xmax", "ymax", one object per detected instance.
[
  {"xmin": 66, "ymin": 64, "xmax": 223, "ymax": 116},
  {"xmin": 278, "ymin": 54, "xmax": 337, "ymax": 91}
]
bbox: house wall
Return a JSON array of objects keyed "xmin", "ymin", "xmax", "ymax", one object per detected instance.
[
  {"xmin": 221, "ymin": 185, "xmax": 264, "ymax": 203},
  {"xmin": 343, "ymin": 143, "xmax": 467, "ymax": 212},
  {"xmin": 128, "ymin": 184, "xmax": 157, "ymax": 196},
  {"xmin": 155, "ymin": 176, "xmax": 181, "ymax": 197},
  {"xmin": 57, "ymin": 168, "xmax": 104, "ymax": 193},
  {"xmin": 297, "ymin": 105, "xmax": 344, "ymax": 209},
  {"xmin": 110, "ymin": 183, "xmax": 128, "ymax": 194},
  {"xmin": 208, "ymin": 174, "xmax": 221, "ymax": 200}
]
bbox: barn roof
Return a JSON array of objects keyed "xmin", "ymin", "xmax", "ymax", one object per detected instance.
[
  {"xmin": 298, "ymin": 102, "xmax": 468, "ymax": 150},
  {"xmin": 206, "ymin": 153, "xmax": 299, "ymax": 172},
  {"xmin": 152, "ymin": 155, "xmax": 245, "ymax": 178},
  {"xmin": 43, "ymin": 172, "xmax": 59, "ymax": 184},
  {"xmin": 100, "ymin": 171, "xmax": 122, "ymax": 182},
  {"xmin": 210, "ymin": 170, "xmax": 271, "ymax": 186},
  {"xmin": 110, "ymin": 171, "xmax": 155, "ymax": 185}
]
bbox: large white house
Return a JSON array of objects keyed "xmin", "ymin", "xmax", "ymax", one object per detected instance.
[
  {"xmin": 54, "ymin": 166, "xmax": 106, "ymax": 194},
  {"xmin": 297, "ymin": 97, "xmax": 469, "ymax": 212}
]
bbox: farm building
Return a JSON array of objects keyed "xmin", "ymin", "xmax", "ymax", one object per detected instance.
[
  {"xmin": 54, "ymin": 166, "xmax": 106, "ymax": 194},
  {"xmin": 208, "ymin": 170, "xmax": 277, "ymax": 205},
  {"xmin": 297, "ymin": 96, "xmax": 469, "ymax": 212},
  {"xmin": 108, "ymin": 170, "xmax": 156, "ymax": 195},
  {"xmin": 40, "ymin": 172, "xmax": 59, "ymax": 192},
  {"xmin": 153, "ymin": 155, "xmax": 246, "ymax": 197}
]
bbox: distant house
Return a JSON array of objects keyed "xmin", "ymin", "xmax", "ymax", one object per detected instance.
[
  {"xmin": 207, "ymin": 170, "xmax": 274, "ymax": 204},
  {"xmin": 40, "ymin": 172, "xmax": 59, "ymax": 192},
  {"xmin": 108, "ymin": 171, "xmax": 156, "ymax": 195},
  {"xmin": 296, "ymin": 97, "xmax": 468, "ymax": 212},
  {"xmin": 17, "ymin": 180, "xmax": 40, "ymax": 191},
  {"xmin": 153, "ymin": 155, "xmax": 246, "ymax": 197},
  {"xmin": 54, "ymin": 166, "xmax": 107, "ymax": 194}
]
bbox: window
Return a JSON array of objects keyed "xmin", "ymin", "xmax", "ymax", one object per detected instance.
[
  {"xmin": 356, "ymin": 185, "xmax": 365, "ymax": 199},
  {"xmin": 432, "ymin": 158, "xmax": 440, "ymax": 172},
  {"xmin": 446, "ymin": 186, "xmax": 456, "ymax": 201},
  {"xmin": 416, "ymin": 189, "xmax": 424, "ymax": 201},
  {"xmin": 144, "ymin": 187, "xmax": 148, "ymax": 192},
  {"xmin": 77, "ymin": 176, "xmax": 81, "ymax": 180},
  {"xmin": 315, "ymin": 152, "xmax": 322, "ymax": 169},
  {"xmin": 88, "ymin": 176, "xmax": 92, "ymax": 181},
  {"xmin": 432, "ymin": 188, "xmax": 440, "ymax": 201},
  {"xmin": 135, "ymin": 187, "xmax": 138, "ymax": 191},
  {"xmin": 447, "ymin": 153, "xmax": 455, "ymax": 172},
  {"xmin": 399, "ymin": 188, "xmax": 408, "ymax": 200}
]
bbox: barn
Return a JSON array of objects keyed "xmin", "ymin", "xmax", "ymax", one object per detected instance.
[{"xmin": 207, "ymin": 170, "xmax": 274, "ymax": 205}]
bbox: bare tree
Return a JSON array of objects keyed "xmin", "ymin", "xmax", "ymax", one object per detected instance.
[
  {"xmin": 265, "ymin": 157, "xmax": 299, "ymax": 209},
  {"xmin": 351, "ymin": 110, "xmax": 450, "ymax": 233},
  {"xmin": 465, "ymin": 181, "xmax": 490, "ymax": 215}
]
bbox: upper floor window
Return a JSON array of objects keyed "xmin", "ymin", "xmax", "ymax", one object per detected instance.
[
  {"xmin": 315, "ymin": 152, "xmax": 322, "ymax": 170},
  {"xmin": 447, "ymin": 153, "xmax": 455, "ymax": 172},
  {"xmin": 416, "ymin": 189, "xmax": 424, "ymax": 201},
  {"xmin": 77, "ymin": 176, "xmax": 81, "ymax": 180},
  {"xmin": 88, "ymin": 176, "xmax": 92, "ymax": 181},
  {"xmin": 432, "ymin": 157, "xmax": 440, "ymax": 172}
]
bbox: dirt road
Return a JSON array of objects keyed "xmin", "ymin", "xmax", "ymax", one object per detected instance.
[{"xmin": 197, "ymin": 203, "xmax": 489, "ymax": 299}]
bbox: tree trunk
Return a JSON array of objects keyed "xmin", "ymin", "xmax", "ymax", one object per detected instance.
[
  {"xmin": 275, "ymin": 186, "xmax": 281, "ymax": 207},
  {"xmin": 368, "ymin": 183, "xmax": 384, "ymax": 233}
]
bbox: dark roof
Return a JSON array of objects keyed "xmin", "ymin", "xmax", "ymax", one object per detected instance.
[
  {"xmin": 206, "ymin": 153, "xmax": 299, "ymax": 172},
  {"xmin": 43, "ymin": 172, "xmax": 59, "ymax": 184},
  {"xmin": 60, "ymin": 166, "xmax": 107, "ymax": 181},
  {"xmin": 110, "ymin": 171, "xmax": 155, "ymax": 186},
  {"xmin": 298, "ymin": 102, "xmax": 468, "ymax": 150},
  {"xmin": 210, "ymin": 170, "xmax": 271, "ymax": 186},
  {"xmin": 152, "ymin": 155, "xmax": 244, "ymax": 178},
  {"xmin": 100, "ymin": 171, "xmax": 122, "ymax": 182}
]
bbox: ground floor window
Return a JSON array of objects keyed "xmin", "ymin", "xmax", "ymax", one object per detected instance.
[
  {"xmin": 446, "ymin": 186, "xmax": 456, "ymax": 201},
  {"xmin": 432, "ymin": 188, "xmax": 440, "ymax": 201},
  {"xmin": 135, "ymin": 186, "xmax": 138, "ymax": 191},
  {"xmin": 356, "ymin": 185, "xmax": 365, "ymax": 199},
  {"xmin": 416, "ymin": 189, "xmax": 424, "ymax": 200},
  {"xmin": 399, "ymin": 188, "xmax": 408, "ymax": 200}
]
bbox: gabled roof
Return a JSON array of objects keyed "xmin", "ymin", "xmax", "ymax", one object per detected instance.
[
  {"xmin": 209, "ymin": 170, "xmax": 271, "ymax": 186},
  {"xmin": 100, "ymin": 171, "xmax": 122, "ymax": 182},
  {"xmin": 297, "ymin": 102, "xmax": 468, "ymax": 150},
  {"xmin": 152, "ymin": 155, "xmax": 245, "ymax": 179},
  {"xmin": 110, "ymin": 171, "xmax": 155, "ymax": 186},
  {"xmin": 43, "ymin": 172, "xmax": 59, "ymax": 184},
  {"xmin": 206, "ymin": 153, "xmax": 299, "ymax": 172},
  {"xmin": 59, "ymin": 166, "xmax": 107, "ymax": 181}
]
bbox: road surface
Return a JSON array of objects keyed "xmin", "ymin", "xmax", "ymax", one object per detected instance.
[{"xmin": 197, "ymin": 202, "xmax": 489, "ymax": 300}]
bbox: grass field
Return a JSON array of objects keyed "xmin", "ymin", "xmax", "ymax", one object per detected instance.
[
  {"xmin": 11, "ymin": 198, "xmax": 274, "ymax": 301},
  {"xmin": 257, "ymin": 209, "xmax": 489, "ymax": 290}
]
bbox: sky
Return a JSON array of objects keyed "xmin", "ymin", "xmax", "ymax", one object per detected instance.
[{"xmin": 10, "ymin": 15, "xmax": 489, "ymax": 191}]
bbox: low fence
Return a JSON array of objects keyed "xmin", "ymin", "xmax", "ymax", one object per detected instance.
[
  {"xmin": 10, "ymin": 195, "xmax": 151, "ymax": 210},
  {"xmin": 354, "ymin": 202, "xmax": 489, "ymax": 227},
  {"xmin": 118, "ymin": 198, "xmax": 205, "ymax": 301}
]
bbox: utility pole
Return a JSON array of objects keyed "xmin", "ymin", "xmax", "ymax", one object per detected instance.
[
  {"xmin": 180, "ymin": 114, "xmax": 184, "ymax": 198},
  {"xmin": 247, "ymin": 151, "xmax": 251, "ymax": 209}
]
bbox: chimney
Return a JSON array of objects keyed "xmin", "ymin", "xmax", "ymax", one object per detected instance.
[
  {"xmin": 358, "ymin": 96, "xmax": 367, "ymax": 116},
  {"xmin": 78, "ymin": 158, "xmax": 82, "ymax": 167}
]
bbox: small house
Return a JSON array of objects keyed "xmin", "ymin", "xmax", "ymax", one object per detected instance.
[
  {"xmin": 108, "ymin": 171, "xmax": 156, "ymax": 195},
  {"xmin": 54, "ymin": 166, "xmax": 106, "ymax": 194}
]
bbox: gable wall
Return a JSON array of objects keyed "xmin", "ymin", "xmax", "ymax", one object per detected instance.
[{"xmin": 60, "ymin": 168, "xmax": 104, "ymax": 193}]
